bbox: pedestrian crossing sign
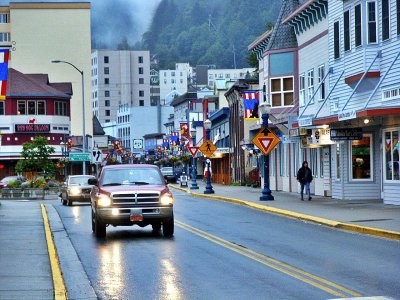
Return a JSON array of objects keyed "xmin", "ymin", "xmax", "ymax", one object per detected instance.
[
  {"xmin": 252, "ymin": 128, "xmax": 280, "ymax": 156},
  {"xmin": 199, "ymin": 139, "xmax": 217, "ymax": 157}
]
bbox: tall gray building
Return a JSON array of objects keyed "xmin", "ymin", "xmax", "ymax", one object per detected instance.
[{"xmin": 91, "ymin": 50, "xmax": 151, "ymax": 124}]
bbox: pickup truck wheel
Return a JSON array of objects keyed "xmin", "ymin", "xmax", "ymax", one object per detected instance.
[
  {"xmin": 61, "ymin": 196, "xmax": 67, "ymax": 206},
  {"xmin": 162, "ymin": 215, "xmax": 174, "ymax": 237},
  {"xmin": 67, "ymin": 197, "xmax": 73, "ymax": 206},
  {"xmin": 94, "ymin": 213, "xmax": 106, "ymax": 238}
]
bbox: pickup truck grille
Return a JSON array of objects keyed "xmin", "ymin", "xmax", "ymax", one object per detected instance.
[{"xmin": 111, "ymin": 192, "xmax": 160, "ymax": 205}]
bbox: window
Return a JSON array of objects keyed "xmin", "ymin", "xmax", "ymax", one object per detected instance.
[
  {"xmin": 0, "ymin": 14, "xmax": 8, "ymax": 23},
  {"xmin": 299, "ymin": 73, "xmax": 305, "ymax": 106},
  {"xmin": 270, "ymin": 77, "xmax": 294, "ymax": 107},
  {"xmin": 350, "ymin": 134, "xmax": 373, "ymax": 180},
  {"xmin": 0, "ymin": 32, "xmax": 10, "ymax": 42},
  {"xmin": 18, "ymin": 100, "xmax": 26, "ymax": 115},
  {"xmin": 0, "ymin": 101, "xmax": 4, "ymax": 115},
  {"xmin": 367, "ymin": 1, "xmax": 377, "ymax": 44},
  {"xmin": 104, "ymin": 56, "xmax": 109, "ymax": 63},
  {"xmin": 384, "ymin": 130, "xmax": 400, "ymax": 181},
  {"xmin": 104, "ymin": 67, "xmax": 109, "ymax": 75},
  {"xmin": 28, "ymin": 100, "xmax": 36, "ymax": 114},
  {"xmin": 318, "ymin": 65, "xmax": 325, "ymax": 101},
  {"xmin": 334, "ymin": 21, "xmax": 340, "ymax": 59},
  {"xmin": 171, "ymin": 79, "xmax": 175, "ymax": 84},
  {"xmin": 139, "ymin": 67, "xmax": 144, "ymax": 74},
  {"xmin": 105, "ymin": 100, "xmax": 110, "ymax": 107},
  {"xmin": 105, "ymin": 90, "xmax": 110, "ymax": 97},
  {"xmin": 139, "ymin": 100, "xmax": 144, "ymax": 106},
  {"xmin": 336, "ymin": 144, "xmax": 341, "ymax": 179},
  {"xmin": 319, "ymin": 148, "xmax": 324, "ymax": 178},
  {"xmin": 311, "ymin": 149, "xmax": 318, "ymax": 178},
  {"xmin": 382, "ymin": 0, "xmax": 390, "ymax": 41},
  {"xmin": 139, "ymin": 90, "xmax": 144, "ymax": 97},
  {"xmin": 307, "ymin": 69, "xmax": 314, "ymax": 104},
  {"xmin": 397, "ymin": 0, "xmax": 400, "ymax": 35},
  {"xmin": 382, "ymin": 87, "xmax": 400, "ymax": 100},
  {"xmin": 139, "ymin": 78, "xmax": 144, "ymax": 84},
  {"xmin": 138, "ymin": 56, "xmax": 143, "ymax": 63},
  {"xmin": 105, "ymin": 110, "xmax": 110, "ymax": 116},
  {"xmin": 344, "ymin": 10, "xmax": 351, "ymax": 51},
  {"xmin": 37, "ymin": 101, "xmax": 45, "ymax": 115},
  {"xmin": 355, "ymin": 4, "xmax": 362, "ymax": 47},
  {"xmin": 55, "ymin": 101, "xmax": 67, "ymax": 116},
  {"xmin": 104, "ymin": 78, "xmax": 109, "ymax": 84}
]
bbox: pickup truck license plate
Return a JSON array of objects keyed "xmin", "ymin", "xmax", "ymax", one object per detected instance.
[{"xmin": 130, "ymin": 209, "xmax": 143, "ymax": 221}]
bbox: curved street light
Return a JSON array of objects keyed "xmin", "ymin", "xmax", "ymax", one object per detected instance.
[{"xmin": 51, "ymin": 60, "xmax": 86, "ymax": 174}]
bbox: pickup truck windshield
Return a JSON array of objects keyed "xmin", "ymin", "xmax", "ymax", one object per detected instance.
[{"xmin": 101, "ymin": 168, "xmax": 164, "ymax": 186}]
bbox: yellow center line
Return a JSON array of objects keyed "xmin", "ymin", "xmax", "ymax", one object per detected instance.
[
  {"xmin": 176, "ymin": 220, "xmax": 362, "ymax": 298},
  {"xmin": 41, "ymin": 204, "xmax": 68, "ymax": 300}
]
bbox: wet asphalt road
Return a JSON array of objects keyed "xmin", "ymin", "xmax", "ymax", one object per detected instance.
[{"xmin": 49, "ymin": 190, "xmax": 400, "ymax": 300}]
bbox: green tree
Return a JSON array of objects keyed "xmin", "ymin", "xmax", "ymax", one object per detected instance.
[{"xmin": 15, "ymin": 136, "xmax": 56, "ymax": 174}]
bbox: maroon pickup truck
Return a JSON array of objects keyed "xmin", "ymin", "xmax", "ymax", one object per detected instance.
[{"xmin": 89, "ymin": 164, "xmax": 174, "ymax": 238}]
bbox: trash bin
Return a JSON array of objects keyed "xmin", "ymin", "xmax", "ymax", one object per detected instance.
[{"xmin": 180, "ymin": 174, "xmax": 188, "ymax": 187}]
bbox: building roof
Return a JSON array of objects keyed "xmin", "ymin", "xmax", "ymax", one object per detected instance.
[
  {"xmin": 7, "ymin": 68, "xmax": 72, "ymax": 99},
  {"xmin": 266, "ymin": 0, "xmax": 299, "ymax": 51},
  {"xmin": 93, "ymin": 115, "xmax": 105, "ymax": 135},
  {"xmin": 170, "ymin": 92, "xmax": 198, "ymax": 107},
  {"xmin": 224, "ymin": 78, "xmax": 259, "ymax": 98}
]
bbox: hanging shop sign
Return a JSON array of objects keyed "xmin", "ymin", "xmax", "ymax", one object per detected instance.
[
  {"xmin": 298, "ymin": 116, "xmax": 313, "ymax": 127},
  {"xmin": 338, "ymin": 109, "xmax": 356, "ymax": 121},
  {"xmin": 280, "ymin": 135, "xmax": 300, "ymax": 144},
  {"xmin": 330, "ymin": 128, "xmax": 363, "ymax": 141}
]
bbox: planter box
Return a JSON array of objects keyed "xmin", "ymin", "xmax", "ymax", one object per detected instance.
[{"xmin": 0, "ymin": 188, "xmax": 60, "ymax": 200}]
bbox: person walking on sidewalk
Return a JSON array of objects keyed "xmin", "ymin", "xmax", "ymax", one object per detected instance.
[{"xmin": 297, "ymin": 161, "xmax": 313, "ymax": 201}]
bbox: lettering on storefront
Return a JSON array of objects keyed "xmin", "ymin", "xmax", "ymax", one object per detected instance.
[
  {"xmin": 15, "ymin": 124, "xmax": 50, "ymax": 133},
  {"xmin": 330, "ymin": 128, "xmax": 363, "ymax": 141},
  {"xmin": 338, "ymin": 109, "xmax": 356, "ymax": 121}
]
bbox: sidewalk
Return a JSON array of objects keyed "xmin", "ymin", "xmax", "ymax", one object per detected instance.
[
  {"xmin": 0, "ymin": 200, "xmax": 97, "ymax": 300},
  {"xmin": 170, "ymin": 181, "xmax": 400, "ymax": 240},
  {"xmin": 0, "ymin": 201, "xmax": 54, "ymax": 299}
]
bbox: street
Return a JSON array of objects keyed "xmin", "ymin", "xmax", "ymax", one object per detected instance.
[{"xmin": 45, "ymin": 189, "xmax": 400, "ymax": 300}]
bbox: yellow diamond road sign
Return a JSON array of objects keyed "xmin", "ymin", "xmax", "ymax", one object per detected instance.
[
  {"xmin": 252, "ymin": 128, "xmax": 280, "ymax": 156},
  {"xmin": 199, "ymin": 139, "xmax": 217, "ymax": 157}
]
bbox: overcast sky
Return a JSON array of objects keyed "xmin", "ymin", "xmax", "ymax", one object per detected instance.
[{"xmin": 0, "ymin": 0, "xmax": 161, "ymax": 47}]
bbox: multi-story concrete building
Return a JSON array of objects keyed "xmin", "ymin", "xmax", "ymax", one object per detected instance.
[
  {"xmin": 2, "ymin": 2, "xmax": 92, "ymax": 139},
  {"xmin": 159, "ymin": 63, "xmax": 191, "ymax": 105},
  {"xmin": 91, "ymin": 50, "xmax": 151, "ymax": 124},
  {"xmin": 207, "ymin": 68, "xmax": 256, "ymax": 88}
]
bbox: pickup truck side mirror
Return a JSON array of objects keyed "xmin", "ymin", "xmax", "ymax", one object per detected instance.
[{"xmin": 88, "ymin": 178, "xmax": 98, "ymax": 186}]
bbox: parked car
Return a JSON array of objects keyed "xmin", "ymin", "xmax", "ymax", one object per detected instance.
[
  {"xmin": 60, "ymin": 175, "xmax": 96, "ymax": 206},
  {"xmin": 160, "ymin": 166, "xmax": 176, "ymax": 182},
  {"xmin": 89, "ymin": 164, "xmax": 174, "ymax": 238},
  {"xmin": 0, "ymin": 176, "xmax": 27, "ymax": 189}
]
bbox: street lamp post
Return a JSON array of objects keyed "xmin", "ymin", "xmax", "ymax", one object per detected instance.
[
  {"xmin": 60, "ymin": 141, "xmax": 68, "ymax": 180},
  {"xmin": 259, "ymin": 102, "xmax": 274, "ymax": 201},
  {"xmin": 190, "ymin": 128, "xmax": 199, "ymax": 190},
  {"xmin": 203, "ymin": 119, "xmax": 214, "ymax": 194},
  {"xmin": 51, "ymin": 60, "xmax": 86, "ymax": 175}
]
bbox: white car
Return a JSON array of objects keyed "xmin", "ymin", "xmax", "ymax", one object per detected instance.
[{"xmin": 60, "ymin": 175, "xmax": 96, "ymax": 206}]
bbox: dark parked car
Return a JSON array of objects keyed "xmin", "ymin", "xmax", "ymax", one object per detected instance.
[
  {"xmin": 0, "ymin": 176, "xmax": 27, "ymax": 189},
  {"xmin": 160, "ymin": 166, "xmax": 176, "ymax": 182},
  {"xmin": 89, "ymin": 164, "xmax": 174, "ymax": 238},
  {"xmin": 60, "ymin": 175, "xmax": 96, "ymax": 206}
]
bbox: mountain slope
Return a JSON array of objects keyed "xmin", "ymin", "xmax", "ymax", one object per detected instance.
[{"xmin": 141, "ymin": 0, "xmax": 281, "ymax": 69}]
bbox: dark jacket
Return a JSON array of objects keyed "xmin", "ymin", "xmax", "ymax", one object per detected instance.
[{"xmin": 297, "ymin": 166, "xmax": 313, "ymax": 184}]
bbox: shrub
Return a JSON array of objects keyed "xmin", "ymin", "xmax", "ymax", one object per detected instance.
[{"xmin": 6, "ymin": 180, "xmax": 22, "ymax": 188}]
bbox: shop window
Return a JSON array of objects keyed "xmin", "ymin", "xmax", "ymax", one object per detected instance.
[
  {"xmin": 311, "ymin": 148, "xmax": 318, "ymax": 178},
  {"xmin": 336, "ymin": 144, "xmax": 341, "ymax": 180},
  {"xmin": 384, "ymin": 130, "xmax": 400, "ymax": 181},
  {"xmin": 28, "ymin": 100, "xmax": 36, "ymax": 115},
  {"xmin": 18, "ymin": 100, "xmax": 26, "ymax": 115},
  {"xmin": 350, "ymin": 134, "xmax": 373, "ymax": 180},
  {"xmin": 37, "ymin": 101, "xmax": 45, "ymax": 115},
  {"xmin": 319, "ymin": 148, "xmax": 324, "ymax": 178}
]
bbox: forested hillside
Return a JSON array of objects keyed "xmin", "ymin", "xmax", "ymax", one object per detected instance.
[{"xmin": 140, "ymin": 0, "xmax": 281, "ymax": 69}]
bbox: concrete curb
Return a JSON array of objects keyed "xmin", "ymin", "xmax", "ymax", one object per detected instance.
[{"xmin": 169, "ymin": 184, "xmax": 400, "ymax": 241}]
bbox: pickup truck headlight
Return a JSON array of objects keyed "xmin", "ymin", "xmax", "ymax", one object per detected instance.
[
  {"xmin": 97, "ymin": 194, "xmax": 111, "ymax": 207},
  {"xmin": 68, "ymin": 186, "xmax": 81, "ymax": 196},
  {"xmin": 160, "ymin": 193, "xmax": 174, "ymax": 205}
]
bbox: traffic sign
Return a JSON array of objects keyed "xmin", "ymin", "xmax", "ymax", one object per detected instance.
[
  {"xmin": 133, "ymin": 139, "xmax": 143, "ymax": 149},
  {"xmin": 252, "ymin": 128, "xmax": 280, "ymax": 156},
  {"xmin": 188, "ymin": 146, "xmax": 200, "ymax": 157},
  {"xmin": 69, "ymin": 153, "xmax": 91, "ymax": 162},
  {"xmin": 199, "ymin": 140, "xmax": 217, "ymax": 157},
  {"xmin": 92, "ymin": 149, "xmax": 103, "ymax": 164}
]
